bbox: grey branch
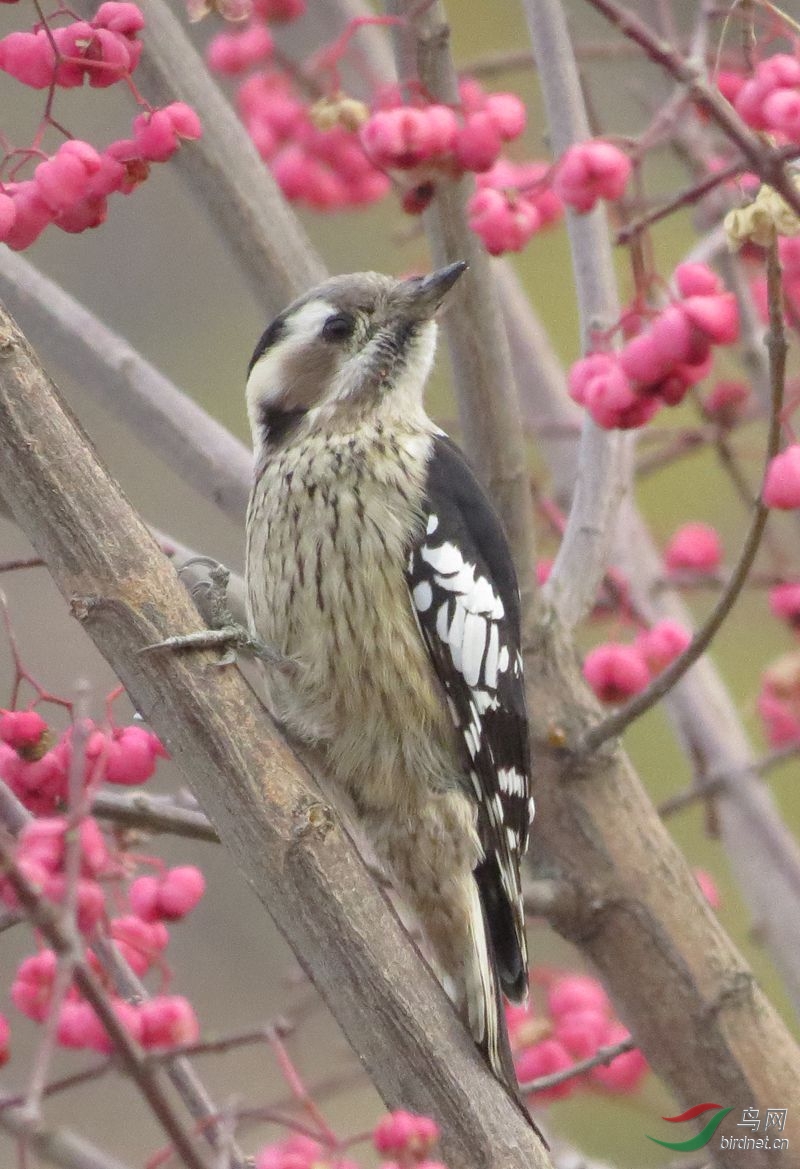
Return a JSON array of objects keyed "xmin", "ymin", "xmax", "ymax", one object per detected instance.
[
  {"xmin": 0, "ymin": 307, "xmax": 551, "ymax": 1169},
  {"xmin": 522, "ymin": 0, "xmax": 631, "ymax": 629},
  {"xmin": 0, "ymin": 251, "xmax": 252, "ymax": 527},
  {"xmin": 0, "ymin": 1090, "xmax": 136, "ymax": 1169}
]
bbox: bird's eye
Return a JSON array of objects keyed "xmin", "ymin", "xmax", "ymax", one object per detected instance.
[{"xmin": 321, "ymin": 313, "xmax": 356, "ymax": 343}]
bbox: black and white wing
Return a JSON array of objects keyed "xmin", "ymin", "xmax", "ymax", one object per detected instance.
[{"xmin": 406, "ymin": 433, "xmax": 533, "ymax": 1002}]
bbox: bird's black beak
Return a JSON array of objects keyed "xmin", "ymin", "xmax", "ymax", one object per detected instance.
[{"xmin": 401, "ymin": 261, "xmax": 468, "ymax": 320}]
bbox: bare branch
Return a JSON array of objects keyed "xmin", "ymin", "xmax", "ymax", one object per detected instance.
[
  {"xmin": 0, "ymin": 304, "xmax": 551, "ymax": 1169},
  {"xmin": 0, "ymin": 1091, "xmax": 135, "ymax": 1169},
  {"xmin": 0, "ymin": 251, "xmax": 251, "ymax": 526},
  {"xmin": 521, "ymin": 0, "xmax": 632, "ymax": 628},
  {"xmin": 91, "ymin": 790, "xmax": 218, "ymax": 842}
]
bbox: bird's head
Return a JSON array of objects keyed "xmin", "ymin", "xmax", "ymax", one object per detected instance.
[{"xmin": 245, "ymin": 262, "xmax": 466, "ymax": 447}]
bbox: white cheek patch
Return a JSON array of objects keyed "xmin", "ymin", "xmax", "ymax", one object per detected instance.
[{"xmin": 246, "ymin": 299, "xmax": 337, "ymax": 441}]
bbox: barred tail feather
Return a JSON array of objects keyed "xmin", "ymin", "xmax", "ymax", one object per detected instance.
[{"xmin": 464, "ymin": 880, "xmax": 519, "ymax": 1093}]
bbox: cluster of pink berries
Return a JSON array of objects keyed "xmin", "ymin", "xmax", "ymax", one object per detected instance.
[
  {"xmin": 569, "ymin": 264, "xmax": 740, "ymax": 429},
  {"xmin": 235, "ymin": 71, "xmax": 389, "ymax": 210},
  {"xmin": 256, "ymin": 1111, "xmax": 445, "ymax": 1169},
  {"xmin": 583, "ymin": 619, "xmax": 691, "ymax": 705},
  {"xmin": 507, "ymin": 973, "xmax": 648, "ymax": 1103},
  {"xmin": 467, "ymin": 139, "xmax": 630, "ymax": 256},
  {"xmin": 13, "ymin": 947, "xmax": 200, "ymax": 1052},
  {"xmin": 362, "ymin": 78, "xmax": 526, "ymax": 180},
  {"xmin": 0, "ymin": 2, "xmax": 202, "ymax": 249},
  {"xmin": 727, "ymin": 52, "xmax": 800, "ymax": 143},
  {"xmin": 0, "ymin": 707, "xmax": 167, "ymax": 814},
  {"xmin": 1, "ymin": 698, "xmax": 204, "ymax": 1056}
]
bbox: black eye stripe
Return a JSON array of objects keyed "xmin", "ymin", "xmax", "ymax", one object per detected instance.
[
  {"xmin": 321, "ymin": 312, "xmax": 356, "ymax": 343},
  {"xmin": 248, "ymin": 315, "xmax": 287, "ymax": 375}
]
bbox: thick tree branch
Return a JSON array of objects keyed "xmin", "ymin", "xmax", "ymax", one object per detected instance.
[{"xmin": 0, "ymin": 306, "xmax": 551, "ymax": 1169}]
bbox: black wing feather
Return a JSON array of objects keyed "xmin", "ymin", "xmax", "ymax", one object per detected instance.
[{"xmin": 406, "ymin": 434, "xmax": 532, "ymax": 1001}]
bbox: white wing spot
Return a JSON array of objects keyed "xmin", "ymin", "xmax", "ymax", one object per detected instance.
[
  {"xmin": 498, "ymin": 646, "xmax": 510, "ymax": 674},
  {"xmin": 491, "ymin": 793, "xmax": 504, "ymax": 825},
  {"xmin": 448, "ymin": 603, "xmax": 466, "ymax": 670},
  {"xmin": 506, "ymin": 826, "xmax": 519, "ymax": 852},
  {"xmin": 426, "ymin": 514, "xmax": 439, "ymax": 535},
  {"xmin": 413, "ymin": 581, "xmax": 433, "ymax": 612},
  {"xmin": 528, "ymin": 796, "xmax": 536, "ymax": 824},
  {"xmin": 473, "ymin": 689, "xmax": 499, "ymax": 714},
  {"xmin": 436, "ymin": 602, "xmax": 450, "ymax": 642},
  {"xmin": 421, "ymin": 541, "xmax": 462, "ymax": 574},
  {"xmin": 462, "ymin": 612, "xmax": 487, "ymax": 688},
  {"xmin": 498, "ymin": 767, "xmax": 525, "ymax": 797}
]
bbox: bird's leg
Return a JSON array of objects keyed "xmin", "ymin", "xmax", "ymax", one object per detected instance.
[{"xmin": 140, "ymin": 558, "xmax": 292, "ymax": 670}]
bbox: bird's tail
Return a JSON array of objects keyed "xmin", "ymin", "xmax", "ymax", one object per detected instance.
[{"xmin": 463, "ymin": 879, "xmax": 521, "ymax": 1093}]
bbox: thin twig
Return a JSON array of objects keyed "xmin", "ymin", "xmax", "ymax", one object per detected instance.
[
  {"xmin": 0, "ymin": 1089, "xmax": 135, "ymax": 1169},
  {"xmin": 582, "ymin": 0, "xmax": 800, "ymax": 218},
  {"xmin": 91, "ymin": 791, "xmax": 218, "ymax": 843},
  {"xmin": 658, "ymin": 743, "xmax": 800, "ymax": 818},
  {"xmin": 519, "ymin": 1036, "xmax": 636, "ymax": 1094}
]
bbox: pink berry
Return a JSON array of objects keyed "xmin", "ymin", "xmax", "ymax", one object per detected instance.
[
  {"xmin": 590, "ymin": 1023, "xmax": 647, "ymax": 1093},
  {"xmin": 583, "ymin": 643, "xmax": 650, "ymax": 704},
  {"xmin": 553, "ymin": 140, "xmax": 631, "ymax": 212},
  {"xmin": 206, "ymin": 24, "xmax": 273, "ymax": 74},
  {"xmin": 111, "ymin": 914, "xmax": 169, "ymax": 974},
  {"xmin": 0, "ymin": 30, "xmax": 56, "ymax": 89},
  {"xmin": 516, "ymin": 1038, "xmax": 574, "ymax": 1101},
  {"xmin": 694, "ymin": 868, "xmax": 721, "ymax": 910},
  {"xmin": 129, "ymin": 874, "xmax": 161, "ymax": 921},
  {"xmin": 12, "ymin": 950, "xmax": 57, "ymax": 1022},
  {"xmin": 681, "ymin": 293, "xmax": 739, "ymax": 345},
  {"xmin": 548, "ymin": 974, "xmax": 610, "ymax": 1019},
  {"xmin": 93, "ymin": 3, "xmax": 145, "ymax": 35},
  {"xmin": 554, "ymin": 1008, "xmax": 611, "ymax": 1059},
  {"xmin": 764, "ymin": 446, "xmax": 800, "ymax": 509},
  {"xmin": 105, "ymin": 724, "xmax": 166, "ymax": 784},
  {"xmin": 769, "ymin": 583, "xmax": 800, "ymax": 628},
  {"xmin": 454, "ymin": 111, "xmax": 502, "ymax": 172},
  {"xmin": 156, "ymin": 866, "xmax": 206, "ymax": 919},
  {"xmin": 635, "ymin": 620, "xmax": 691, "ymax": 673},
  {"xmin": 139, "ymin": 995, "xmax": 199, "ymax": 1047},
  {"xmin": 674, "ymin": 262, "xmax": 722, "ymax": 298},
  {"xmin": 467, "ymin": 186, "xmax": 541, "ymax": 255},
  {"xmin": 0, "ymin": 709, "xmax": 48, "ymax": 752},
  {"xmin": 664, "ymin": 523, "xmax": 722, "ymax": 573},
  {"xmin": 373, "ymin": 1111, "xmax": 439, "ymax": 1157},
  {"xmin": 483, "ymin": 92, "xmax": 526, "ymax": 140}
]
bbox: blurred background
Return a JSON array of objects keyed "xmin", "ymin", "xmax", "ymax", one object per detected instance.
[{"xmin": 1, "ymin": 0, "xmax": 798, "ymax": 1164}]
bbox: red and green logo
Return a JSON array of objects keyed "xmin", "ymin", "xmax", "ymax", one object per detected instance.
[{"xmin": 647, "ymin": 1103, "xmax": 733, "ymax": 1151}]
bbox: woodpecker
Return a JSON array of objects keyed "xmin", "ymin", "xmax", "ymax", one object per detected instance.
[{"xmin": 244, "ymin": 263, "xmax": 534, "ymax": 1091}]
